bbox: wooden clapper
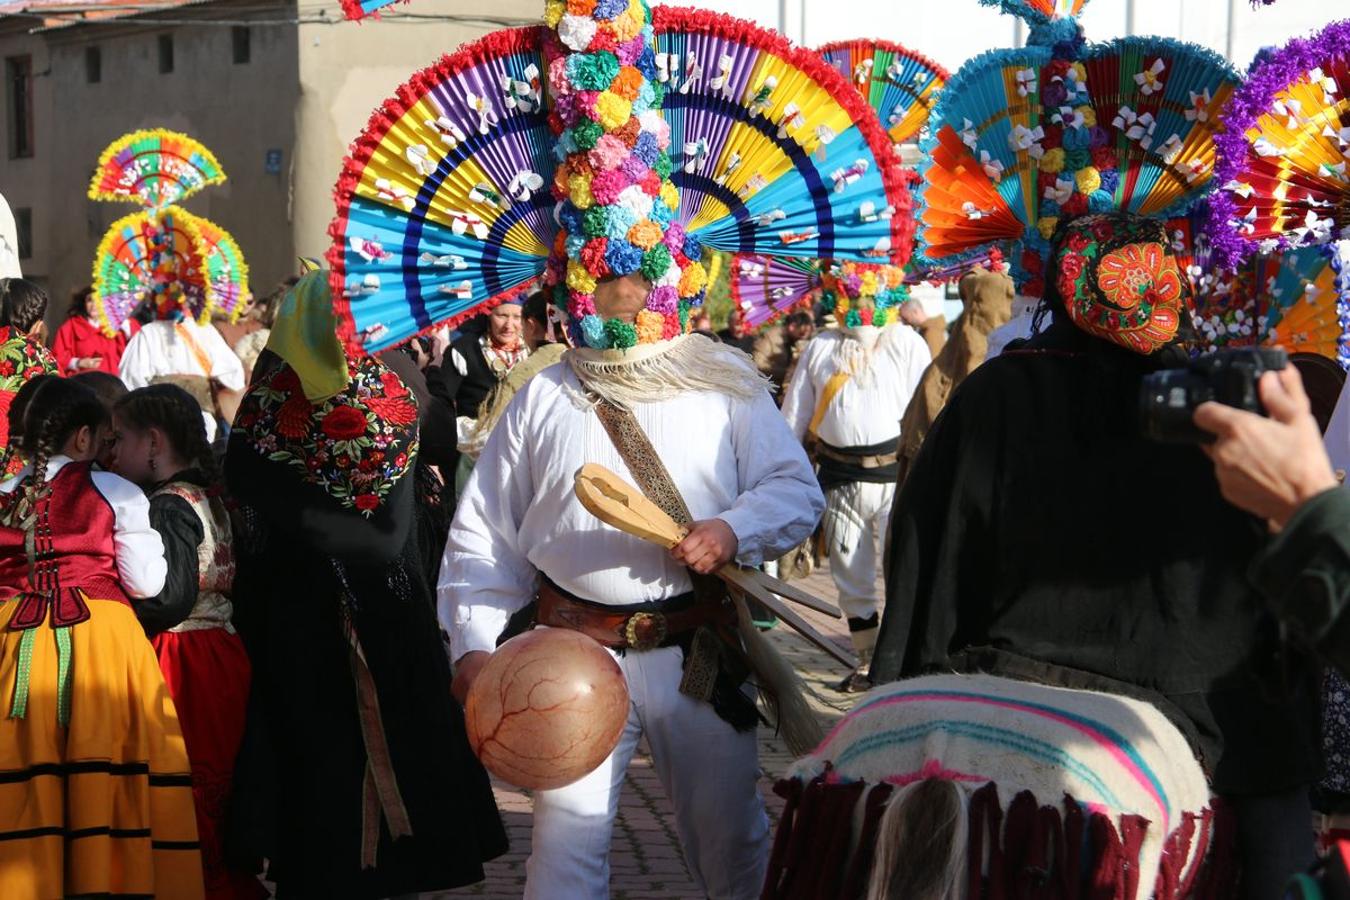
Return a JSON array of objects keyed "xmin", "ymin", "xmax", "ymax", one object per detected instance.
[{"xmin": 573, "ymin": 463, "xmax": 857, "ymax": 669}]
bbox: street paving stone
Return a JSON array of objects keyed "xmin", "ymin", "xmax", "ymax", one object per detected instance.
[{"xmin": 446, "ymin": 562, "xmax": 870, "ymax": 899}]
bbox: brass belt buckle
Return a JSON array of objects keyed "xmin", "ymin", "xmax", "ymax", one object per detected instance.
[{"xmin": 623, "ymin": 611, "xmax": 668, "ymax": 651}]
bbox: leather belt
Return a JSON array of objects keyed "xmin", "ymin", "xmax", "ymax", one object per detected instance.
[
  {"xmin": 536, "ymin": 581, "xmax": 734, "ymax": 652},
  {"xmin": 815, "ymin": 444, "xmax": 899, "ymax": 468}
]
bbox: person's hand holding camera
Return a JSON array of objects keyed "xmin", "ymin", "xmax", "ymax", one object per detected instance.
[{"xmin": 1193, "ymin": 366, "xmax": 1339, "ymax": 531}]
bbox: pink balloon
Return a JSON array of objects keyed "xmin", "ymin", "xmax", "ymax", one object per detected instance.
[{"xmin": 465, "ymin": 629, "xmax": 630, "ymax": 790}]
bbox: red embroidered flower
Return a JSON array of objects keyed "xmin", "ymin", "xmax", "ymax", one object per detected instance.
[
  {"xmin": 353, "ymin": 494, "xmax": 380, "ymax": 512},
  {"xmin": 276, "ymin": 395, "xmax": 313, "ymax": 439},
  {"xmin": 322, "ymin": 405, "xmax": 369, "ymax": 441},
  {"xmin": 0, "ymin": 361, "xmax": 15, "ymax": 377},
  {"xmin": 1060, "ymin": 252, "xmax": 1085, "ymax": 281},
  {"xmin": 1067, "ymin": 231, "xmax": 1090, "ymax": 253},
  {"xmin": 367, "ymin": 396, "xmax": 418, "ymax": 427}
]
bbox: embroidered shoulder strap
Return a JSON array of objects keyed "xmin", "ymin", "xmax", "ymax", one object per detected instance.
[{"xmin": 592, "ymin": 400, "xmax": 693, "ymax": 527}]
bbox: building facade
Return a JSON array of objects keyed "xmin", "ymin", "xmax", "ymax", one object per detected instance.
[{"xmin": 0, "ymin": 0, "xmax": 535, "ymax": 325}]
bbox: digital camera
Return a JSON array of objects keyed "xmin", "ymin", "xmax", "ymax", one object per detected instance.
[{"xmin": 1139, "ymin": 347, "xmax": 1288, "ymax": 444}]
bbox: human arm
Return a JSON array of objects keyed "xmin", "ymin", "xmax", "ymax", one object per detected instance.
[
  {"xmin": 117, "ymin": 330, "xmax": 154, "ymax": 390},
  {"xmin": 438, "ymin": 388, "xmax": 539, "ymax": 664},
  {"xmin": 92, "ymin": 470, "xmax": 168, "ymax": 598},
  {"xmin": 50, "ymin": 320, "xmax": 81, "ymax": 373},
  {"xmin": 714, "ymin": 389, "xmax": 824, "ymax": 567},
  {"xmin": 134, "ymin": 492, "xmax": 204, "ymax": 636}
]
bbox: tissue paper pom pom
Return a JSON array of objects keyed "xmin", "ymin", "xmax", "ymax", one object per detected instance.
[
  {"xmin": 595, "ymin": 92, "xmax": 632, "ymax": 130},
  {"xmin": 581, "ymin": 205, "xmax": 609, "ymax": 238},
  {"xmin": 580, "ymin": 314, "xmax": 610, "ymax": 348},
  {"xmin": 1064, "ymin": 148, "xmax": 1089, "ymax": 172},
  {"xmin": 632, "ymin": 82, "xmax": 656, "ymax": 116},
  {"xmin": 652, "ymin": 153, "xmax": 672, "ymax": 180},
  {"xmin": 602, "ymin": 205, "xmax": 638, "ymax": 240},
  {"xmin": 611, "ymin": 66, "xmax": 644, "ymax": 102},
  {"xmin": 589, "ymin": 27, "xmax": 618, "ymax": 54},
  {"xmin": 620, "ymin": 155, "xmax": 648, "ymax": 182},
  {"xmin": 637, "ymin": 111, "xmax": 670, "ymax": 149},
  {"xmin": 567, "ymin": 260, "xmax": 598, "ymax": 294},
  {"xmin": 635, "ymin": 309, "xmax": 665, "ymax": 344},
  {"xmin": 646, "ymin": 284, "xmax": 678, "ymax": 314},
  {"xmin": 568, "ymin": 172, "xmax": 595, "ymax": 209},
  {"xmin": 614, "ymin": 119, "xmax": 641, "ymax": 148},
  {"xmin": 659, "ymin": 181, "xmax": 679, "ymax": 211},
  {"xmin": 615, "ymin": 184, "xmax": 654, "ymax": 219},
  {"xmin": 1037, "ymin": 216, "xmax": 1059, "ymax": 240},
  {"xmin": 677, "ymin": 260, "xmax": 707, "ymax": 297},
  {"xmin": 567, "ymin": 0, "xmax": 596, "ymax": 12},
  {"xmin": 557, "ymin": 202, "xmax": 584, "ymax": 234},
  {"xmin": 1041, "ymin": 148, "xmax": 1065, "ymax": 174},
  {"xmin": 545, "ymin": 0, "xmax": 566, "ymax": 27},
  {"xmin": 568, "ymin": 291, "xmax": 597, "ymax": 319},
  {"xmin": 661, "ymin": 221, "xmax": 686, "ymax": 252},
  {"xmin": 605, "ymin": 239, "xmax": 644, "ymax": 276},
  {"xmin": 590, "ymin": 169, "xmax": 629, "ymax": 205},
  {"xmin": 662, "ymin": 312, "xmax": 684, "ymax": 340},
  {"xmin": 616, "ymin": 36, "xmax": 643, "ymax": 67},
  {"xmin": 628, "ymin": 220, "xmax": 663, "ymax": 250},
  {"xmin": 581, "ymin": 238, "xmax": 610, "ymax": 276},
  {"xmin": 589, "ymin": 134, "xmax": 628, "ymax": 171},
  {"xmin": 565, "ymin": 234, "xmax": 587, "ymax": 257},
  {"xmin": 1075, "ymin": 166, "xmax": 1101, "ymax": 195},
  {"xmin": 636, "ymin": 45, "xmax": 657, "ymax": 80},
  {"xmin": 639, "ymin": 170, "xmax": 662, "ymax": 197},
  {"xmin": 1076, "ymin": 106, "xmax": 1096, "ymax": 129},
  {"xmin": 571, "ymin": 119, "xmax": 603, "ymax": 150},
  {"xmin": 1088, "ymin": 191, "xmax": 1115, "ymax": 213},
  {"xmin": 611, "ymin": 8, "xmax": 642, "ymax": 41},
  {"xmin": 640, "ymin": 244, "xmax": 672, "ymax": 283},
  {"xmin": 604, "ymin": 318, "xmax": 639, "ymax": 349},
  {"xmin": 567, "ymin": 52, "xmax": 619, "ymax": 92},
  {"xmin": 649, "ymin": 200, "xmax": 673, "ymax": 226},
  {"xmin": 1099, "ymin": 169, "xmax": 1120, "ymax": 193},
  {"xmin": 558, "ymin": 14, "xmax": 599, "ymax": 52},
  {"xmin": 549, "ymin": 56, "xmax": 572, "ymax": 94},
  {"xmin": 593, "ymin": 0, "xmax": 625, "ymax": 17},
  {"xmin": 633, "ymin": 132, "xmax": 660, "ymax": 166},
  {"xmin": 653, "ymin": 257, "xmax": 682, "ymax": 287}
]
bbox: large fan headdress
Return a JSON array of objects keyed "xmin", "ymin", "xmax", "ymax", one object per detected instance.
[
  {"xmin": 915, "ymin": 1, "xmax": 1239, "ymax": 298},
  {"xmin": 328, "ymin": 4, "xmax": 913, "ymax": 355},
  {"xmin": 818, "ymin": 39, "xmax": 949, "ymax": 148},
  {"xmin": 1207, "ymin": 19, "xmax": 1350, "ymax": 269},
  {"xmin": 91, "ymin": 207, "xmax": 212, "ymax": 335},
  {"xmin": 88, "ymin": 129, "xmax": 226, "ymax": 211}
]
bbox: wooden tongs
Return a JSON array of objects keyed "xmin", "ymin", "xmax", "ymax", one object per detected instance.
[{"xmin": 573, "ymin": 463, "xmax": 857, "ymax": 668}]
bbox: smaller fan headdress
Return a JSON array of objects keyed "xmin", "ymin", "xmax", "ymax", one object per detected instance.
[{"xmin": 88, "ymin": 129, "xmax": 226, "ymax": 211}]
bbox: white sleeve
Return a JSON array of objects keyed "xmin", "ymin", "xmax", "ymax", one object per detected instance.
[
  {"xmin": 438, "ymin": 390, "xmax": 539, "ymax": 660},
  {"xmin": 451, "ymin": 348, "xmax": 469, "ymax": 378},
  {"xmin": 202, "ymin": 325, "xmax": 246, "ymax": 391},
  {"xmin": 779, "ymin": 338, "xmax": 819, "ymax": 441},
  {"xmin": 1326, "ymin": 379, "xmax": 1350, "ymax": 476},
  {"xmin": 718, "ymin": 389, "xmax": 825, "ymax": 566},
  {"xmin": 91, "ymin": 470, "xmax": 167, "ymax": 599},
  {"xmin": 118, "ymin": 331, "xmax": 154, "ymax": 390}
]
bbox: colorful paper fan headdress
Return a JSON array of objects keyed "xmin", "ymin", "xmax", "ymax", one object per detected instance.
[
  {"xmin": 818, "ymin": 39, "xmax": 949, "ymax": 148},
  {"xmin": 816, "ymin": 261, "xmax": 909, "ymax": 328},
  {"xmin": 729, "ymin": 254, "xmax": 819, "ymax": 330},
  {"xmin": 1207, "ymin": 19, "xmax": 1350, "ymax": 269},
  {"xmin": 91, "ymin": 207, "xmax": 212, "ymax": 335},
  {"xmin": 914, "ymin": 0, "xmax": 1239, "ymax": 307},
  {"xmin": 88, "ymin": 129, "xmax": 226, "ymax": 211},
  {"xmin": 328, "ymin": 2, "xmax": 913, "ymax": 354},
  {"xmin": 188, "ymin": 214, "xmax": 252, "ymax": 322}
]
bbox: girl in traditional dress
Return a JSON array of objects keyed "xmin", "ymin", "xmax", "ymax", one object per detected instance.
[
  {"xmin": 0, "ymin": 376, "xmax": 204, "ymax": 898},
  {"xmin": 110, "ymin": 383, "xmax": 263, "ymax": 900}
]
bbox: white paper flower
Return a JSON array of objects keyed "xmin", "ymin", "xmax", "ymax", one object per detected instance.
[
  {"xmin": 1134, "ymin": 58, "xmax": 1166, "ymax": 96},
  {"xmin": 979, "ymin": 150, "xmax": 1004, "ymax": 180},
  {"xmin": 959, "ymin": 118, "xmax": 979, "ymax": 151},
  {"xmin": 1015, "ymin": 68, "xmax": 1037, "ymax": 97},
  {"xmin": 558, "ymin": 14, "xmax": 597, "ymax": 52},
  {"xmin": 1185, "ymin": 89, "xmax": 1212, "ymax": 123}
]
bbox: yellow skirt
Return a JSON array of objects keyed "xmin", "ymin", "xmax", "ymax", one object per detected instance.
[{"xmin": 0, "ymin": 596, "xmax": 205, "ymax": 899}]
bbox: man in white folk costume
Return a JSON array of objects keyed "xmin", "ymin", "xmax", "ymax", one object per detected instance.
[
  {"xmin": 780, "ymin": 264, "xmax": 930, "ymax": 692},
  {"xmin": 437, "ymin": 0, "xmax": 829, "ymax": 895}
]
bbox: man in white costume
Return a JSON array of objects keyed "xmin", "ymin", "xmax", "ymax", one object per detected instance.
[
  {"xmin": 441, "ymin": 275, "xmax": 823, "ymax": 899},
  {"xmin": 781, "ymin": 267, "xmax": 930, "ymax": 692},
  {"xmin": 0, "ymin": 193, "xmax": 21, "ymax": 279},
  {"xmin": 119, "ymin": 314, "xmax": 245, "ymax": 441}
]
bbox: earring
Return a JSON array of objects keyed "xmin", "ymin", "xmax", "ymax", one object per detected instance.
[{"xmin": 149, "ymin": 436, "xmax": 158, "ymax": 476}]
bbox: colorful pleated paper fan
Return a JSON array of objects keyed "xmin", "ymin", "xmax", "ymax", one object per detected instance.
[
  {"xmin": 915, "ymin": 36, "xmax": 1238, "ymax": 295},
  {"xmin": 978, "ymin": 0, "xmax": 1091, "ymax": 26},
  {"xmin": 92, "ymin": 207, "xmax": 211, "ymax": 335},
  {"xmin": 729, "ymin": 253, "xmax": 819, "ymax": 329},
  {"xmin": 1207, "ymin": 19, "xmax": 1350, "ymax": 269},
  {"xmin": 818, "ymin": 39, "xmax": 949, "ymax": 147},
  {"xmin": 88, "ymin": 129, "xmax": 226, "ymax": 210},
  {"xmin": 181, "ymin": 212, "xmax": 251, "ymax": 322},
  {"xmin": 330, "ymin": 8, "xmax": 913, "ymax": 355}
]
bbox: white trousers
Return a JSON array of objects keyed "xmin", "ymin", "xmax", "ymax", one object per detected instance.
[
  {"xmin": 524, "ymin": 644, "xmax": 769, "ymax": 900},
  {"xmin": 824, "ymin": 480, "xmax": 896, "ymax": 623}
]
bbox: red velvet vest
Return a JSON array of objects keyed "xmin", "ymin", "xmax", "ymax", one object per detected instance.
[{"xmin": 0, "ymin": 461, "xmax": 130, "ymax": 630}]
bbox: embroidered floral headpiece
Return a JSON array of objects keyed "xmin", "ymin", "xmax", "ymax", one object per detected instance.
[
  {"xmin": 541, "ymin": 0, "xmax": 708, "ymax": 350},
  {"xmin": 233, "ymin": 354, "xmax": 419, "ymax": 515},
  {"xmin": 1051, "ymin": 213, "xmax": 1190, "ymax": 355},
  {"xmin": 818, "ymin": 262, "xmax": 909, "ymax": 328},
  {"xmin": 0, "ymin": 327, "xmax": 57, "ymax": 475}
]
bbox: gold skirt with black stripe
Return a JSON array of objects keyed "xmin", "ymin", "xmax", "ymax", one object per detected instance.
[{"xmin": 0, "ymin": 596, "xmax": 205, "ymax": 899}]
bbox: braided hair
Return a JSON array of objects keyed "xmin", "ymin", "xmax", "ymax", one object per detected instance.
[
  {"xmin": 0, "ymin": 377, "xmax": 109, "ymax": 529},
  {"xmin": 0, "ymin": 277, "xmax": 49, "ymax": 334},
  {"xmin": 115, "ymin": 384, "xmax": 221, "ymax": 488}
]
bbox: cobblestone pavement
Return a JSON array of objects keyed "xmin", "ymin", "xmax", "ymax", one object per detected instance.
[{"xmin": 447, "ymin": 562, "xmax": 868, "ymax": 900}]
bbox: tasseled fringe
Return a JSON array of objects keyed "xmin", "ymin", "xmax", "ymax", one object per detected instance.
[
  {"xmin": 825, "ymin": 325, "xmax": 911, "ymax": 390},
  {"xmin": 729, "ymin": 591, "xmax": 823, "ymax": 757},
  {"xmin": 760, "ymin": 778, "xmax": 1240, "ymax": 900},
  {"xmin": 565, "ymin": 334, "xmax": 770, "ymax": 410}
]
